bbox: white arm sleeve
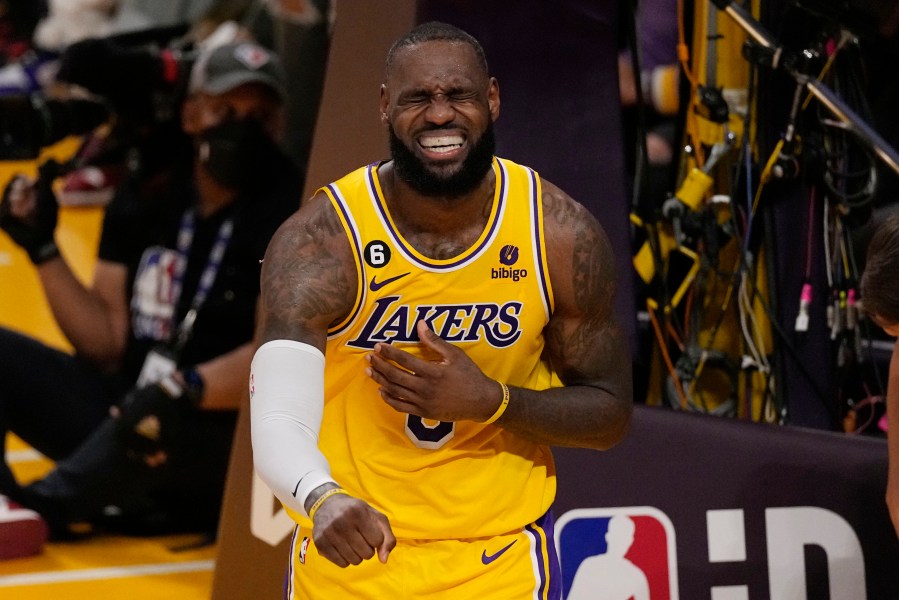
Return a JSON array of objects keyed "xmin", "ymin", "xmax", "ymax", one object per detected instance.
[{"xmin": 250, "ymin": 339, "xmax": 335, "ymax": 517}]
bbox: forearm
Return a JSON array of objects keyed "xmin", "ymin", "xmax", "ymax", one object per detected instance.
[
  {"xmin": 37, "ymin": 257, "xmax": 126, "ymax": 368},
  {"xmin": 498, "ymin": 383, "xmax": 632, "ymax": 450},
  {"xmin": 250, "ymin": 340, "xmax": 335, "ymax": 517},
  {"xmin": 194, "ymin": 343, "xmax": 255, "ymax": 410},
  {"xmin": 303, "ymin": 481, "xmax": 341, "ymax": 514}
]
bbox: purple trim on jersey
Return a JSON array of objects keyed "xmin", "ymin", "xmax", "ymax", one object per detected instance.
[
  {"xmin": 325, "ymin": 183, "xmax": 366, "ymax": 337},
  {"xmin": 528, "ymin": 167, "xmax": 552, "ymax": 317},
  {"xmin": 284, "ymin": 525, "xmax": 299, "ymax": 599},
  {"xmin": 526, "ymin": 509, "xmax": 562, "ymax": 600},
  {"xmin": 366, "ymin": 160, "xmax": 507, "ymax": 270}
]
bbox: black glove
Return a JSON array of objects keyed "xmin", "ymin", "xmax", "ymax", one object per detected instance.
[
  {"xmin": 0, "ymin": 160, "xmax": 61, "ymax": 264},
  {"xmin": 115, "ymin": 376, "xmax": 195, "ymax": 466}
]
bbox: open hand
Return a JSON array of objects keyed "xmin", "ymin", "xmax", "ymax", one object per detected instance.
[{"xmin": 366, "ymin": 320, "xmax": 503, "ymax": 422}]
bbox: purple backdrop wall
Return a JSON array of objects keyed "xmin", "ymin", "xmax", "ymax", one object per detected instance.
[{"xmin": 555, "ymin": 404, "xmax": 898, "ymax": 599}]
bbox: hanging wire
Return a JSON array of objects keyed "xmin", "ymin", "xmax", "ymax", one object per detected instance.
[
  {"xmin": 648, "ymin": 300, "xmax": 689, "ymax": 409},
  {"xmin": 823, "ymin": 194, "xmax": 834, "ymax": 289},
  {"xmin": 805, "ymin": 187, "xmax": 816, "ymax": 280}
]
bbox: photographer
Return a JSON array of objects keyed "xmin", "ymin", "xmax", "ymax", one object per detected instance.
[{"xmin": 0, "ymin": 39, "xmax": 301, "ymax": 539}]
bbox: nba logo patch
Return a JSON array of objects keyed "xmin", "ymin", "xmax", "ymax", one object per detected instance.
[
  {"xmin": 298, "ymin": 537, "xmax": 310, "ymax": 564},
  {"xmin": 555, "ymin": 506, "xmax": 678, "ymax": 600}
]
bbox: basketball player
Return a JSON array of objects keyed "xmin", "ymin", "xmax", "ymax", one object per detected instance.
[{"xmin": 250, "ymin": 21, "xmax": 633, "ymax": 598}]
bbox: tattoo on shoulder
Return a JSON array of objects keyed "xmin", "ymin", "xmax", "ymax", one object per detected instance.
[
  {"xmin": 572, "ymin": 212, "xmax": 615, "ymax": 318},
  {"xmin": 542, "ymin": 185, "xmax": 579, "ymax": 230},
  {"xmin": 542, "ymin": 185, "xmax": 615, "ymax": 319},
  {"xmin": 261, "ymin": 198, "xmax": 356, "ymax": 330}
]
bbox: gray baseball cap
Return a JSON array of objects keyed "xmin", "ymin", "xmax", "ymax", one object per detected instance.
[{"xmin": 189, "ymin": 41, "xmax": 288, "ymax": 101}]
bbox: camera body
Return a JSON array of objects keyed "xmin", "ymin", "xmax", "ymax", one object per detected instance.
[
  {"xmin": 0, "ymin": 34, "xmax": 196, "ymax": 161},
  {"xmin": 0, "ymin": 94, "xmax": 111, "ymax": 160}
]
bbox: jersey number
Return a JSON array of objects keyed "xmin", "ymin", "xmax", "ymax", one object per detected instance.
[
  {"xmin": 364, "ymin": 240, "xmax": 391, "ymax": 268},
  {"xmin": 405, "ymin": 415, "xmax": 454, "ymax": 449}
]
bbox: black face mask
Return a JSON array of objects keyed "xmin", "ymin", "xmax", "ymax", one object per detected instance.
[{"xmin": 196, "ymin": 119, "xmax": 279, "ymax": 190}]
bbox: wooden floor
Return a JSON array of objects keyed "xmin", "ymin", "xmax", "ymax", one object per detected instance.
[{"xmin": 1, "ymin": 435, "xmax": 216, "ymax": 599}]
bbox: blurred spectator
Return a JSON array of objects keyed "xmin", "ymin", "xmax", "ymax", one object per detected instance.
[
  {"xmin": 0, "ymin": 0, "xmax": 44, "ymax": 65},
  {"xmin": 0, "ymin": 40, "xmax": 302, "ymax": 541},
  {"xmin": 108, "ymin": 0, "xmax": 215, "ymax": 36},
  {"xmin": 33, "ymin": 0, "xmax": 117, "ymax": 52},
  {"xmin": 50, "ymin": 0, "xmax": 333, "ymax": 206},
  {"xmin": 619, "ymin": 0, "xmax": 679, "ymax": 207},
  {"xmin": 0, "ymin": 0, "xmax": 52, "ymax": 94},
  {"xmin": 190, "ymin": 0, "xmax": 334, "ymax": 175}
]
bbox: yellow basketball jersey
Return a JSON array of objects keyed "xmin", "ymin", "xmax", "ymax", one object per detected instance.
[{"xmin": 309, "ymin": 157, "xmax": 559, "ymax": 539}]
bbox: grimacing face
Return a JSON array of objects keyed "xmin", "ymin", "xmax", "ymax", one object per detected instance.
[
  {"xmin": 387, "ymin": 117, "xmax": 495, "ymax": 198},
  {"xmin": 380, "ymin": 40, "xmax": 500, "ymax": 197}
]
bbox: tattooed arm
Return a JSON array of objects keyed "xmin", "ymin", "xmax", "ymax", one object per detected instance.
[
  {"xmin": 254, "ymin": 191, "xmax": 397, "ymax": 567},
  {"xmin": 497, "ymin": 180, "xmax": 633, "ymax": 449},
  {"xmin": 257, "ymin": 191, "xmax": 358, "ymax": 349}
]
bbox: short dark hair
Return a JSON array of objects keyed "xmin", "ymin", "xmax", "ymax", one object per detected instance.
[
  {"xmin": 860, "ymin": 212, "xmax": 899, "ymax": 324},
  {"xmin": 385, "ymin": 21, "xmax": 488, "ymax": 78}
]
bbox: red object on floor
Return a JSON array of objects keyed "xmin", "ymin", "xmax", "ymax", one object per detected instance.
[
  {"xmin": 58, "ymin": 165, "xmax": 121, "ymax": 206},
  {"xmin": 0, "ymin": 495, "xmax": 48, "ymax": 560}
]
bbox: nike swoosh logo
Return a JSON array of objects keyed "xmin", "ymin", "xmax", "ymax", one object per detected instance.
[
  {"xmin": 369, "ymin": 272, "xmax": 411, "ymax": 292},
  {"xmin": 481, "ymin": 540, "xmax": 516, "ymax": 565}
]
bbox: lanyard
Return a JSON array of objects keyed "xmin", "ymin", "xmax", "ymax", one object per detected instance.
[{"xmin": 170, "ymin": 208, "xmax": 234, "ymax": 351}]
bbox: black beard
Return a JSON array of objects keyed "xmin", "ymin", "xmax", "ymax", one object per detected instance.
[{"xmin": 389, "ymin": 121, "xmax": 496, "ymax": 198}]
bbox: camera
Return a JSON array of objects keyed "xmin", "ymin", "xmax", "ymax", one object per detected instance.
[
  {"xmin": 0, "ymin": 94, "xmax": 111, "ymax": 161},
  {"xmin": 0, "ymin": 31, "xmax": 196, "ymax": 162}
]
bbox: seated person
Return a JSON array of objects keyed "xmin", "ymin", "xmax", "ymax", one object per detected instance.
[{"xmin": 0, "ymin": 38, "xmax": 302, "ymax": 538}]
